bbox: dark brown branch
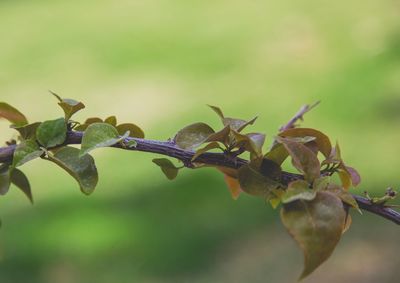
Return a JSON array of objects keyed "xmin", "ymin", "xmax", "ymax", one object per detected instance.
[
  {"xmin": 352, "ymin": 195, "xmax": 400, "ymax": 225},
  {"xmin": 0, "ymin": 130, "xmax": 399, "ymax": 225}
]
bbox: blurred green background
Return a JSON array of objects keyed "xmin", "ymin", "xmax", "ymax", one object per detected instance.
[{"xmin": 0, "ymin": 0, "xmax": 400, "ymax": 282}]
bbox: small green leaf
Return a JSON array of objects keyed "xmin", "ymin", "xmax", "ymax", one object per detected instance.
[
  {"xmin": 0, "ymin": 165, "xmax": 11, "ymax": 195},
  {"xmin": 116, "ymin": 123, "xmax": 145, "ymax": 138},
  {"xmin": 279, "ymin": 128, "xmax": 332, "ymax": 158},
  {"xmin": 10, "ymin": 169, "xmax": 33, "ymax": 203},
  {"xmin": 47, "ymin": 146, "xmax": 98, "ymax": 195},
  {"xmin": 12, "ymin": 140, "xmax": 44, "ymax": 168},
  {"xmin": 175, "ymin": 122, "xmax": 215, "ymax": 150},
  {"xmin": 237, "ymin": 164, "xmax": 280, "ymax": 197},
  {"xmin": 36, "ymin": 118, "xmax": 67, "ymax": 148},
  {"xmin": 152, "ymin": 158, "xmax": 179, "ymax": 180},
  {"xmin": 277, "ymin": 137, "xmax": 321, "ymax": 182},
  {"xmin": 105, "ymin": 116, "xmax": 117, "ymax": 126},
  {"xmin": 280, "ymin": 191, "xmax": 346, "ymax": 280},
  {"xmin": 52, "ymin": 92, "xmax": 85, "ymax": 121},
  {"xmin": 0, "ymin": 102, "xmax": 28, "ymax": 126},
  {"xmin": 345, "ymin": 166, "xmax": 361, "ymax": 187},
  {"xmin": 282, "ymin": 180, "xmax": 316, "ymax": 204},
  {"xmin": 11, "ymin": 122, "xmax": 41, "ymax": 140},
  {"xmin": 125, "ymin": 139, "xmax": 137, "ymax": 148},
  {"xmin": 192, "ymin": 142, "xmax": 222, "ymax": 161},
  {"xmin": 222, "ymin": 117, "xmax": 247, "ymax": 131},
  {"xmin": 80, "ymin": 123, "xmax": 122, "ymax": 156}
]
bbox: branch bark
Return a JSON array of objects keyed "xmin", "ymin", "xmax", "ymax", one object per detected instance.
[{"xmin": 0, "ymin": 130, "xmax": 399, "ymax": 225}]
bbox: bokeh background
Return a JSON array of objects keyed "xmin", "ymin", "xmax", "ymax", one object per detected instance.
[{"xmin": 1, "ymin": 0, "xmax": 400, "ymax": 282}]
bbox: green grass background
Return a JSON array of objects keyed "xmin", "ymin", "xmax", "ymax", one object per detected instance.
[{"xmin": 0, "ymin": 0, "xmax": 399, "ymax": 282}]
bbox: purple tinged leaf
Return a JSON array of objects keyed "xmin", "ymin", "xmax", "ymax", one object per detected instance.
[
  {"xmin": 237, "ymin": 164, "xmax": 280, "ymax": 197},
  {"xmin": 279, "ymin": 128, "xmax": 332, "ymax": 158},
  {"xmin": 207, "ymin": 104, "xmax": 224, "ymax": 119},
  {"xmin": 204, "ymin": 125, "xmax": 230, "ymax": 145},
  {"xmin": 0, "ymin": 102, "xmax": 28, "ymax": 126},
  {"xmin": 207, "ymin": 105, "xmax": 257, "ymax": 132},
  {"xmin": 246, "ymin": 133, "xmax": 266, "ymax": 156},
  {"xmin": 175, "ymin": 122, "xmax": 215, "ymax": 150},
  {"xmin": 231, "ymin": 131, "xmax": 265, "ymax": 157},
  {"xmin": 280, "ymin": 192, "xmax": 346, "ymax": 280},
  {"xmin": 223, "ymin": 116, "xmax": 258, "ymax": 132},
  {"xmin": 345, "ymin": 166, "xmax": 361, "ymax": 187},
  {"xmin": 237, "ymin": 116, "xmax": 258, "ymax": 132},
  {"xmin": 276, "ymin": 136, "xmax": 321, "ymax": 182}
]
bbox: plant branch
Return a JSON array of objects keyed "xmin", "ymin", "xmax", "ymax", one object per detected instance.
[
  {"xmin": 0, "ymin": 130, "xmax": 399, "ymax": 225},
  {"xmin": 279, "ymin": 101, "xmax": 320, "ymax": 132}
]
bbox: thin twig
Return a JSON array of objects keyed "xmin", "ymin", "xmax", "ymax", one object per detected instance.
[
  {"xmin": 0, "ymin": 130, "xmax": 399, "ymax": 225},
  {"xmin": 279, "ymin": 101, "xmax": 320, "ymax": 132}
]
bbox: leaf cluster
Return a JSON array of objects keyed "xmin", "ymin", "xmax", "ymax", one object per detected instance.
[
  {"xmin": 0, "ymin": 94, "xmax": 144, "ymax": 200},
  {"xmin": 155, "ymin": 104, "xmax": 365, "ymax": 279},
  {"xmin": 0, "ymin": 97, "xmax": 396, "ymax": 280}
]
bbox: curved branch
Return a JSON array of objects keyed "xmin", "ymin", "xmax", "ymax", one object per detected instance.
[{"xmin": 1, "ymin": 130, "xmax": 399, "ymax": 225}]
